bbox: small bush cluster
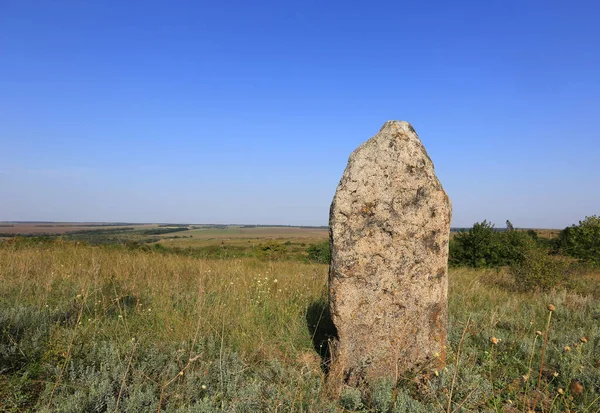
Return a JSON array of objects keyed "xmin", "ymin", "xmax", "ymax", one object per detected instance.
[
  {"xmin": 449, "ymin": 220, "xmax": 536, "ymax": 268},
  {"xmin": 306, "ymin": 241, "xmax": 331, "ymax": 264},
  {"xmin": 555, "ymin": 215, "xmax": 600, "ymax": 266},
  {"xmin": 510, "ymin": 245, "xmax": 571, "ymax": 291},
  {"xmin": 448, "ymin": 220, "xmax": 590, "ymax": 292}
]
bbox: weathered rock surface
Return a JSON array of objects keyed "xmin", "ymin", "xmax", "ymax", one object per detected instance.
[{"xmin": 328, "ymin": 120, "xmax": 451, "ymax": 391}]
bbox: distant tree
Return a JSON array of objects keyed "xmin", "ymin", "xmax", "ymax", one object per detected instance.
[
  {"xmin": 449, "ymin": 219, "xmax": 539, "ymax": 268},
  {"xmin": 450, "ymin": 220, "xmax": 501, "ymax": 267},
  {"xmin": 526, "ymin": 229, "xmax": 539, "ymax": 241},
  {"xmin": 556, "ymin": 215, "xmax": 600, "ymax": 266},
  {"xmin": 506, "ymin": 220, "xmax": 514, "ymax": 231}
]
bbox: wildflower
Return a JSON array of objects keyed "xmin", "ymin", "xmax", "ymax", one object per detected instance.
[
  {"xmin": 564, "ymin": 346, "xmax": 571, "ymax": 352},
  {"xmin": 536, "ymin": 331, "xmax": 543, "ymax": 336},
  {"xmin": 570, "ymin": 380, "xmax": 584, "ymax": 395},
  {"xmin": 178, "ymin": 371, "xmax": 184, "ymax": 376},
  {"xmin": 434, "ymin": 370, "xmax": 439, "ymax": 376},
  {"xmin": 118, "ymin": 314, "xmax": 123, "ymax": 318},
  {"xmin": 553, "ymin": 371, "xmax": 559, "ymax": 378},
  {"xmin": 558, "ymin": 388, "xmax": 565, "ymax": 395},
  {"xmin": 201, "ymin": 384, "xmax": 207, "ymax": 390},
  {"xmin": 580, "ymin": 336, "xmax": 588, "ymax": 343},
  {"xmin": 522, "ymin": 375, "xmax": 529, "ymax": 382},
  {"xmin": 547, "ymin": 304, "xmax": 556, "ymax": 312},
  {"xmin": 489, "ymin": 336, "xmax": 499, "ymax": 345},
  {"xmin": 274, "ymin": 279, "xmax": 278, "ymax": 283}
]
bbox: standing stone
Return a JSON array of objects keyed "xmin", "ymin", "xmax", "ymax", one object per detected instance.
[{"xmin": 328, "ymin": 120, "xmax": 451, "ymax": 391}]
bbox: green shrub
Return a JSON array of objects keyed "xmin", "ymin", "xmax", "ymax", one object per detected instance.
[
  {"xmin": 450, "ymin": 220, "xmax": 501, "ymax": 267},
  {"xmin": 556, "ymin": 215, "xmax": 600, "ymax": 266},
  {"xmin": 450, "ymin": 220, "xmax": 536, "ymax": 268},
  {"xmin": 509, "ymin": 245, "xmax": 570, "ymax": 291},
  {"xmin": 254, "ymin": 241, "xmax": 288, "ymax": 260},
  {"xmin": 339, "ymin": 386, "xmax": 363, "ymax": 411},
  {"xmin": 370, "ymin": 379, "xmax": 394, "ymax": 412},
  {"xmin": 306, "ymin": 241, "xmax": 331, "ymax": 264}
]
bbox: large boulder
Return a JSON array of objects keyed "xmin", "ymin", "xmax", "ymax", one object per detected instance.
[{"xmin": 328, "ymin": 120, "xmax": 451, "ymax": 391}]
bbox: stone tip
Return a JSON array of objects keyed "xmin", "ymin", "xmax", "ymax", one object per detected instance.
[{"xmin": 379, "ymin": 120, "xmax": 415, "ymax": 134}]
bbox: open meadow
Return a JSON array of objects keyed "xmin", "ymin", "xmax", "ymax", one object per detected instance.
[
  {"xmin": 1, "ymin": 235, "xmax": 599, "ymax": 412},
  {"xmin": 0, "ymin": 223, "xmax": 157, "ymax": 237}
]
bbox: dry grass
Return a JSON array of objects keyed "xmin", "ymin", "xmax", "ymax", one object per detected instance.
[
  {"xmin": 1, "ymin": 240, "xmax": 598, "ymax": 412},
  {"xmin": 0, "ymin": 241, "xmax": 326, "ymax": 359}
]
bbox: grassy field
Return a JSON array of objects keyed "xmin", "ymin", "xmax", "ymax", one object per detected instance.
[
  {"xmin": 0, "ymin": 224, "xmax": 329, "ymax": 254},
  {"xmin": 154, "ymin": 226, "xmax": 328, "ymax": 252},
  {"xmin": 1, "ymin": 239, "xmax": 599, "ymax": 412},
  {"xmin": 0, "ymin": 223, "xmax": 156, "ymax": 236}
]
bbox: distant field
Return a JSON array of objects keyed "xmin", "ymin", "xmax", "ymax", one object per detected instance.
[
  {"xmin": 180, "ymin": 226, "xmax": 328, "ymax": 239},
  {"xmin": 0, "ymin": 222, "xmax": 155, "ymax": 235},
  {"xmin": 0, "ymin": 224, "xmax": 330, "ymax": 257},
  {"xmin": 156, "ymin": 226, "xmax": 329, "ymax": 248}
]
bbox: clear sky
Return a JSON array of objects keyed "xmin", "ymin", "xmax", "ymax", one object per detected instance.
[{"xmin": 1, "ymin": 1, "xmax": 598, "ymax": 228}]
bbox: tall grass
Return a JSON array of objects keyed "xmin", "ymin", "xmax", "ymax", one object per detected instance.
[{"xmin": 1, "ymin": 240, "xmax": 599, "ymax": 412}]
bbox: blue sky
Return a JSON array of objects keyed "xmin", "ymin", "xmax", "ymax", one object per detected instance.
[{"xmin": 1, "ymin": 0, "xmax": 598, "ymax": 228}]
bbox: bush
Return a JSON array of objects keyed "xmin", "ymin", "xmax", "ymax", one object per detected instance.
[
  {"xmin": 556, "ymin": 215, "xmax": 600, "ymax": 266},
  {"xmin": 449, "ymin": 220, "xmax": 535, "ymax": 268},
  {"xmin": 306, "ymin": 241, "xmax": 331, "ymax": 264},
  {"xmin": 509, "ymin": 245, "xmax": 570, "ymax": 291},
  {"xmin": 254, "ymin": 241, "xmax": 288, "ymax": 260},
  {"xmin": 450, "ymin": 220, "xmax": 501, "ymax": 267}
]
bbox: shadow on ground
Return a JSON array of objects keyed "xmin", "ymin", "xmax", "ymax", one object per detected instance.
[{"xmin": 306, "ymin": 298, "xmax": 338, "ymax": 373}]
